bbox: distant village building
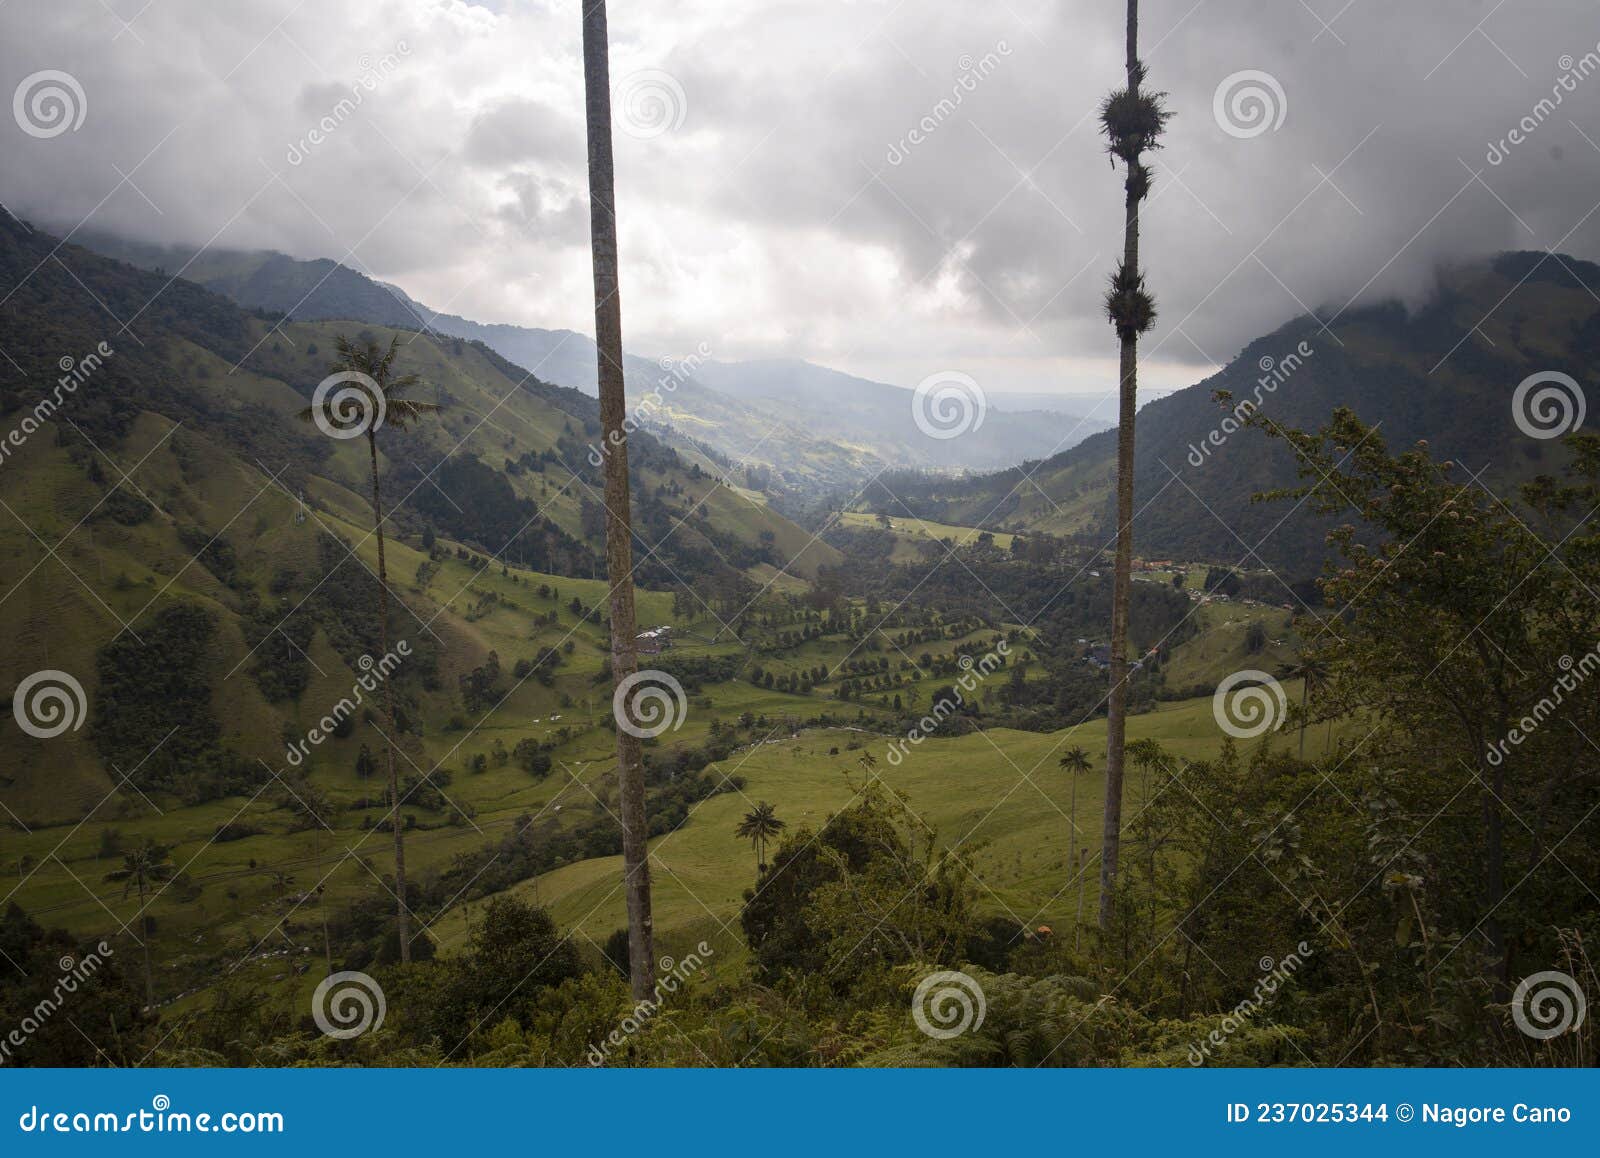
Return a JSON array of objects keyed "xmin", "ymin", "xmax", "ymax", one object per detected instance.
[{"xmin": 636, "ymin": 626, "xmax": 673, "ymax": 655}]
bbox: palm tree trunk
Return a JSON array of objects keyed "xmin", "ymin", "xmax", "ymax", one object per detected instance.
[
  {"xmin": 1099, "ymin": 0, "xmax": 1141, "ymax": 930},
  {"xmin": 367, "ymin": 431, "xmax": 410, "ymax": 964},
  {"xmin": 1298, "ymin": 678, "xmax": 1309, "ymax": 759},
  {"xmin": 137, "ymin": 877, "xmax": 153, "ymax": 1008},
  {"xmin": 582, "ymin": 0, "xmax": 655, "ymax": 1004},
  {"xmin": 1069, "ymin": 773, "xmax": 1081, "ymax": 951}
]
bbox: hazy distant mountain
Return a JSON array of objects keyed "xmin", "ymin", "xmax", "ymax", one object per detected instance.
[
  {"xmin": 861, "ymin": 252, "xmax": 1599, "ymax": 576},
  {"xmin": 73, "ymin": 232, "xmax": 1106, "ymax": 493}
]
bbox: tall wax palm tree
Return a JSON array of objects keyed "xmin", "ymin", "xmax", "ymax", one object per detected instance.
[
  {"xmin": 280, "ymin": 777, "xmax": 335, "ymax": 973},
  {"xmin": 734, "ymin": 801, "xmax": 787, "ymax": 874},
  {"xmin": 1059, "ymin": 745, "xmax": 1091, "ymax": 949},
  {"xmin": 1127, "ymin": 737, "xmax": 1165, "ymax": 804},
  {"xmin": 582, "ymin": 0, "xmax": 654, "ymax": 1003},
  {"xmin": 105, "ymin": 841, "xmax": 174, "ymax": 1008},
  {"xmin": 299, "ymin": 333, "xmax": 438, "ymax": 964},
  {"xmin": 1097, "ymin": 0, "xmax": 1170, "ymax": 929},
  {"xmin": 1287, "ymin": 656, "xmax": 1329, "ymax": 759}
]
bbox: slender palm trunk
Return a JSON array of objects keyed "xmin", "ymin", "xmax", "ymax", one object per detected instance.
[
  {"xmin": 1298, "ymin": 680, "xmax": 1309, "ymax": 759},
  {"xmin": 1099, "ymin": 0, "xmax": 1141, "ymax": 930},
  {"xmin": 367, "ymin": 431, "xmax": 410, "ymax": 964},
  {"xmin": 582, "ymin": 0, "xmax": 654, "ymax": 1003},
  {"xmin": 137, "ymin": 877, "xmax": 153, "ymax": 1008},
  {"xmin": 1069, "ymin": 773, "xmax": 1082, "ymax": 951}
]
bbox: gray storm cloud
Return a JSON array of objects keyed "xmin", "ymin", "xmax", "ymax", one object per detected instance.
[{"xmin": 1, "ymin": 0, "xmax": 1596, "ymax": 393}]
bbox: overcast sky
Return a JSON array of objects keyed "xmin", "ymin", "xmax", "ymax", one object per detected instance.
[{"xmin": 3, "ymin": 0, "xmax": 1599, "ymax": 397}]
